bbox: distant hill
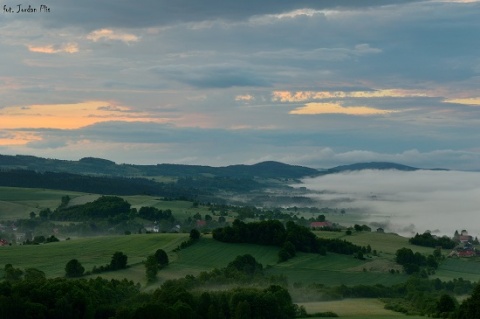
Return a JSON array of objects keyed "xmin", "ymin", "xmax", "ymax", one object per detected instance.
[
  {"xmin": 323, "ymin": 162, "xmax": 419, "ymax": 174},
  {"xmin": 0, "ymin": 154, "xmax": 442, "ymax": 179},
  {"xmin": 0, "ymin": 155, "xmax": 319, "ymax": 180}
]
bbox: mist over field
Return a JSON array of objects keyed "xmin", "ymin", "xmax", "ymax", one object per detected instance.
[{"xmin": 297, "ymin": 170, "xmax": 480, "ymax": 238}]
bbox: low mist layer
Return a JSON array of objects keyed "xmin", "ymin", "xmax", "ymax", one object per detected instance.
[{"xmin": 297, "ymin": 170, "xmax": 480, "ymax": 237}]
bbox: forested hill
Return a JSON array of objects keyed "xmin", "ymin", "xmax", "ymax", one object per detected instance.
[
  {"xmin": 0, "ymin": 154, "xmax": 439, "ymax": 181},
  {"xmin": 320, "ymin": 162, "xmax": 420, "ymax": 174},
  {"xmin": 0, "ymin": 155, "xmax": 318, "ymax": 179}
]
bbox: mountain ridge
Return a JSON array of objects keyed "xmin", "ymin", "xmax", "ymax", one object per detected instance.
[{"xmin": 0, "ymin": 154, "xmax": 440, "ymax": 179}]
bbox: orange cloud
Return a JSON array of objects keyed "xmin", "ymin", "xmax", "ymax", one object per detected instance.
[
  {"xmin": 443, "ymin": 98, "xmax": 480, "ymax": 106},
  {"xmin": 0, "ymin": 132, "xmax": 41, "ymax": 146},
  {"xmin": 27, "ymin": 43, "xmax": 79, "ymax": 54},
  {"xmin": 289, "ymin": 102, "xmax": 396, "ymax": 115},
  {"xmin": 87, "ymin": 29, "xmax": 139, "ymax": 43},
  {"xmin": 0, "ymin": 101, "xmax": 156, "ymax": 130},
  {"xmin": 273, "ymin": 89, "xmax": 428, "ymax": 102}
]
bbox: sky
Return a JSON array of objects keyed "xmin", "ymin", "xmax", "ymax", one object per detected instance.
[
  {"xmin": 2, "ymin": 0, "xmax": 480, "ymax": 169},
  {"xmin": 297, "ymin": 170, "xmax": 480, "ymax": 237}
]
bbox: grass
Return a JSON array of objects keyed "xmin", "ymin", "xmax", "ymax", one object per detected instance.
[
  {"xmin": 435, "ymin": 257, "xmax": 480, "ymax": 282},
  {"xmin": 269, "ymin": 252, "xmax": 408, "ymax": 286},
  {"xmin": 0, "ymin": 186, "xmax": 216, "ymax": 224},
  {"xmin": 0, "ymin": 187, "xmax": 86, "ymax": 220},
  {"xmin": 298, "ymin": 299, "xmax": 425, "ymax": 319},
  {"xmin": 0, "ymin": 233, "xmax": 188, "ymax": 278},
  {"xmin": 315, "ymin": 230, "xmax": 436, "ymax": 256}
]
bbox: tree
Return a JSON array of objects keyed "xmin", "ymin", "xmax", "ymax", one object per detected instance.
[
  {"xmin": 24, "ymin": 268, "xmax": 46, "ymax": 282},
  {"xmin": 60, "ymin": 195, "xmax": 71, "ymax": 208},
  {"xmin": 227, "ymin": 254, "xmax": 263, "ymax": 276},
  {"xmin": 278, "ymin": 249, "xmax": 291, "ymax": 262},
  {"xmin": 39, "ymin": 208, "xmax": 51, "ymax": 220},
  {"xmin": 4, "ymin": 264, "xmax": 23, "ymax": 282},
  {"xmin": 437, "ymin": 294, "xmax": 456, "ymax": 314},
  {"xmin": 457, "ymin": 282, "xmax": 480, "ymax": 319},
  {"xmin": 110, "ymin": 251, "xmax": 128, "ymax": 270},
  {"xmin": 29, "ymin": 211, "xmax": 36, "ymax": 219},
  {"xmin": 65, "ymin": 259, "xmax": 85, "ymax": 277},
  {"xmin": 145, "ymin": 255, "xmax": 158, "ymax": 283},
  {"xmin": 154, "ymin": 249, "xmax": 169, "ymax": 268},
  {"xmin": 190, "ymin": 229, "xmax": 200, "ymax": 241}
]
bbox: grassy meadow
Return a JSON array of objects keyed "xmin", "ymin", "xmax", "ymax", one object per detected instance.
[
  {"xmin": 0, "ymin": 187, "xmax": 85, "ymax": 220},
  {"xmin": 298, "ymin": 299, "xmax": 425, "ymax": 319}
]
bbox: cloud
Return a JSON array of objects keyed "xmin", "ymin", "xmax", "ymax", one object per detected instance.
[
  {"xmin": 154, "ymin": 64, "xmax": 271, "ymax": 88},
  {"xmin": 86, "ymin": 29, "xmax": 139, "ymax": 43},
  {"xmin": 443, "ymin": 97, "xmax": 480, "ymax": 106},
  {"xmin": 27, "ymin": 43, "xmax": 79, "ymax": 54},
  {"xmin": 297, "ymin": 170, "xmax": 480, "ymax": 237},
  {"xmin": 235, "ymin": 94, "xmax": 255, "ymax": 102},
  {"xmin": 289, "ymin": 102, "xmax": 396, "ymax": 115},
  {"xmin": 36, "ymin": 0, "xmax": 422, "ymax": 30},
  {"xmin": 0, "ymin": 101, "xmax": 160, "ymax": 130},
  {"xmin": 272, "ymin": 89, "xmax": 429, "ymax": 102}
]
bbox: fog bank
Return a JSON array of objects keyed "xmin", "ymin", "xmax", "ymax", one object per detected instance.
[{"xmin": 297, "ymin": 170, "xmax": 480, "ymax": 237}]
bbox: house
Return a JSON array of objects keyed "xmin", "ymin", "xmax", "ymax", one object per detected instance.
[
  {"xmin": 310, "ymin": 221, "xmax": 333, "ymax": 229},
  {"xmin": 458, "ymin": 250, "xmax": 476, "ymax": 258},
  {"xmin": 376, "ymin": 228, "xmax": 385, "ymax": 233},
  {"xmin": 196, "ymin": 220, "xmax": 207, "ymax": 228},
  {"xmin": 459, "ymin": 235, "xmax": 473, "ymax": 243},
  {"xmin": 448, "ymin": 243, "xmax": 477, "ymax": 258},
  {"xmin": 144, "ymin": 225, "xmax": 160, "ymax": 233},
  {"xmin": 0, "ymin": 239, "xmax": 8, "ymax": 246}
]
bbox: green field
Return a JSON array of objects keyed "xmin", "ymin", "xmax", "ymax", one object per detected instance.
[
  {"xmin": 298, "ymin": 299, "xmax": 424, "ymax": 319},
  {"xmin": 0, "ymin": 233, "xmax": 188, "ymax": 279},
  {"xmin": 0, "ymin": 187, "xmax": 86, "ymax": 220},
  {"xmin": 0, "ymin": 186, "xmax": 217, "ymax": 223},
  {"xmin": 435, "ymin": 257, "xmax": 480, "ymax": 282}
]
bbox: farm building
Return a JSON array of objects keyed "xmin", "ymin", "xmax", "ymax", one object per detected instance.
[{"xmin": 448, "ymin": 242, "xmax": 477, "ymax": 258}]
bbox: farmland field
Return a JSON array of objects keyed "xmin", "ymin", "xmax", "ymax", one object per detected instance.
[
  {"xmin": 435, "ymin": 257, "xmax": 480, "ymax": 282},
  {"xmin": 0, "ymin": 186, "xmax": 217, "ymax": 222},
  {"xmin": 298, "ymin": 299, "xmax": 425, "ymax": 319},
  {"xmin": 0, "ymin": 233, "xmax": 188, "ymax": 278},
  {"xmin": 268, "ymin": 252, "xmax": 409, "ymax": 286},
  {"xmin": 0, "ymin": 187, "xmax": 85, "ymax": 220}
]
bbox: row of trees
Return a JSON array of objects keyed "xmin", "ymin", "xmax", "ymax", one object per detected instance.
[
  {"xmin": 301, "ymin": 276, "xmax": 476, "ymax": 317},
  {"xmin": 212, "ymin": 220, "xmax": 368, "ymax": 260},
  {"xmin": 409, "ymin": 232, "xmax": 456, "ymax": 249},
  {"xmin": 65, "ymin": 251, "xmax": 128, "ymax": 278},
  {"xmin": 395, "ymin": 247, "xmax": 439, "ymax": 275},
  {"xmin": 51, "ymin": 196, "xmax": 132, "ymax": 221},
  {"xmin": 1, "ymin": 254, "xmax": 297, "ymax": 319},
  {"xmin": 0, "ymin": 169, "xmax": 205, "ymax": 199}
]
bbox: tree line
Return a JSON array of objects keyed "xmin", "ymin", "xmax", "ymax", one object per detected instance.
[
  {"xmin": 0, "ymin": 169, "xmax": 204, "ymax": 198},
  {"xmin": 409, "ymin": 232, "xmax": 456, "ymax": 249},
  {"xmin": 0, "ymin": 254, "xmax": 297, "ymax": 319},
  {"xmin": 212, "ymin": 220, "xmax": 369, "ymax": 261}
]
